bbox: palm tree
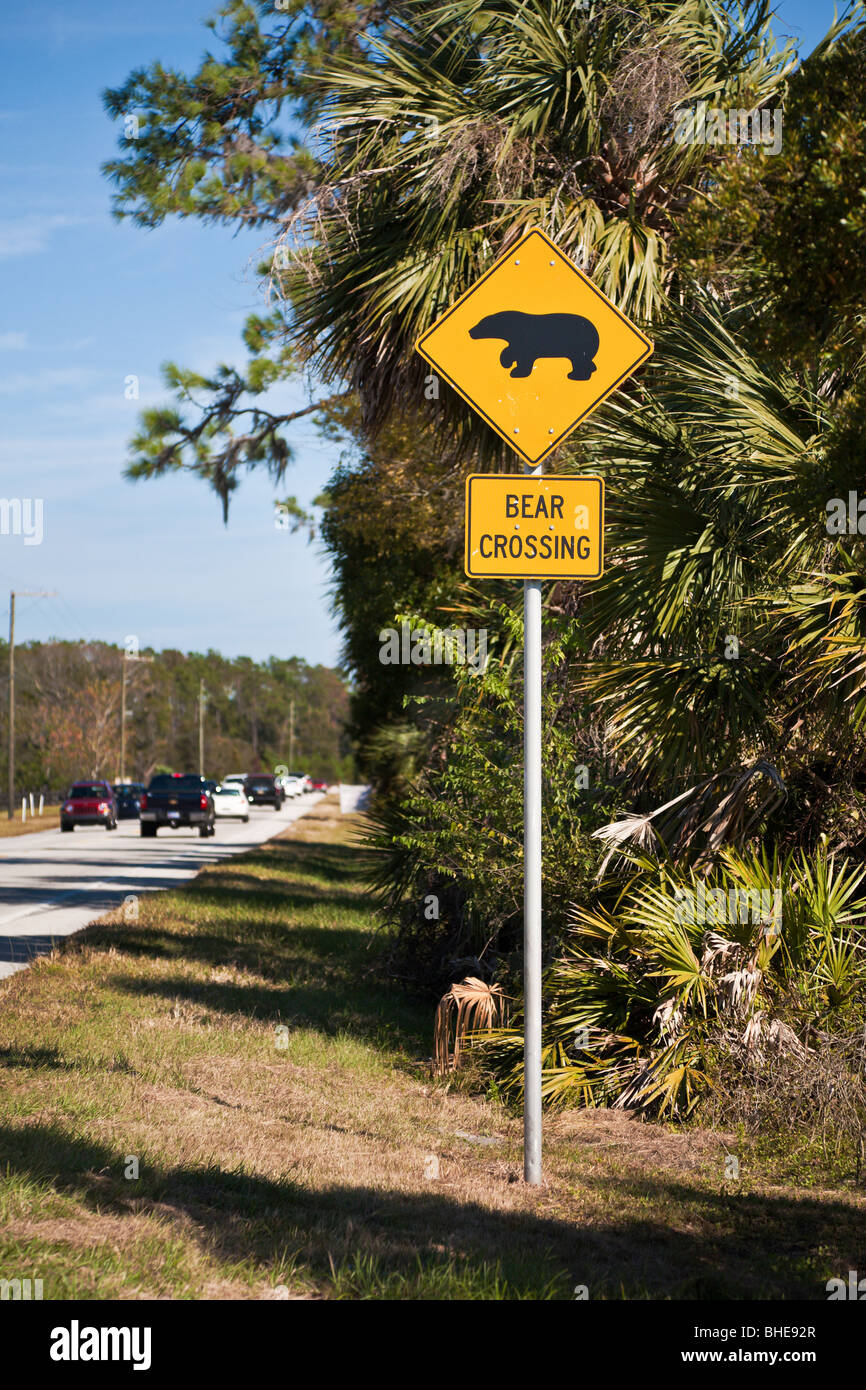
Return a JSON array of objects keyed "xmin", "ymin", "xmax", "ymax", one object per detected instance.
[
  {"xmin": 575, "ymin": 292, "xmax": 822, "ymax": 765},
  {"xmin": 285, "ymin": 0, "xmax": 865, "ymax": 852},
  {"xmin": 566, "ymin": 287, "xmax": 866, "ymax": 860},
  {"xmin": 284, "ymin": 0, "xmax": 797, "ymax": 441}
]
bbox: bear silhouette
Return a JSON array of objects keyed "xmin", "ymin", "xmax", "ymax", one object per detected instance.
[{"xmin": 469, "ymin": 310, "xmax": 600, "ymax": 381}]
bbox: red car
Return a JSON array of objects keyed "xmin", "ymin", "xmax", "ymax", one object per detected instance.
[
  {"xmin": 310, "ymin": 779, "xmax": 329, "ymax": 791},
  {"xmin": 61, "ymin": 781, "xmax": 118, "ymax": 832}
]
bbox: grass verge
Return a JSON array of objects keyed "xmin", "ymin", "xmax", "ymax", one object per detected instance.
[
  {"xmin": 0, "ymin": 795, "xmax": 863, "ymax": 1300},
  {"xmin": 0, "ymin": 806, "xmax": 61, "ymax": 838}
]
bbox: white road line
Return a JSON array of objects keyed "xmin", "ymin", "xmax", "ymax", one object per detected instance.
[
  {"xmin": 0, "ymin": 793, "xmax": 325, "ymax": 982},
  {"xmin": 0, "ymin": 902, "xmax": 54, "ymax": 926}
]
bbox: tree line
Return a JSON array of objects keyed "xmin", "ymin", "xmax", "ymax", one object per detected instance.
[{"xmin": 0, "ymin": 638, "xmax": 353, "ymax": 801}]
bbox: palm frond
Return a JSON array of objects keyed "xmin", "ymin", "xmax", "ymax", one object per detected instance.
[{"xmin": 433, "ymin": 976, "xmax": 508, "ymax": 1075}]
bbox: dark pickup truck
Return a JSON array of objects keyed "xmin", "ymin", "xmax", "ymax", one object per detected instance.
[
  {"xmin": 244, "ymin": 773, "xmax": 285, "ymax": 809},
  {"xmin": 139, "ymin": 774, "xmax": 216, "ymax": 838}
]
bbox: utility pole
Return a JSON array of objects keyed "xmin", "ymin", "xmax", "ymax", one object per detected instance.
[
  {"xmin": 120, "ymin": 652, "xmax": 127, "ymax": 783},
  {"xmin": 7, "ymin": 594, "xmax": 14, "ymax": 821},
  {"xmin": 7, "ymin": 589, "xmax": 56, "ymax": 818},
  {"xmin": 120, "ymin": 646, "xmax": 153, "ymax": 783},
  {"xmin": 198, "ymin": 678, "xmax": 206, "ymax": 778},
  {"xmin": 288, "ymin": 698, "xmax": 295, "ymax": 770}
]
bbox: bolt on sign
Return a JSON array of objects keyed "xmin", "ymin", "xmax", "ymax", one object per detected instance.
[
  {"xmin": 465, "ymin": 475, "xmax": 603, "ymax": 579},
  {"xmin": 415, "ymin": 227, "xmax": 653, "ymax": 465}
]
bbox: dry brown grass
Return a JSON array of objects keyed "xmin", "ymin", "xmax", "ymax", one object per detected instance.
[
  {"xmin": 0, "ymin": 796, "xmax": 863, "ymax": 1299},
  {"xmin": 0, "ymin": 806, "xmax": 61, "ymax": 838}
]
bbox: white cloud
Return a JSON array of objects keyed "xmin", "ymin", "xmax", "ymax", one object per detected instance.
[
  {"xmin": 0, "ymin": 366, "xmax": 94, "ymax": 396},
  {"xmin": 0, "ymin": 213, "xmax": 93, "ymax": 259},
  {"xmin": 0, "ymin": 332, "xmax": 94, "ymax": 353}
]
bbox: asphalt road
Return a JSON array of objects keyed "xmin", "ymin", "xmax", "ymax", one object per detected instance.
[{"xmin": 0, "ymin": 793, "xmax": 324, "ymax": 980}]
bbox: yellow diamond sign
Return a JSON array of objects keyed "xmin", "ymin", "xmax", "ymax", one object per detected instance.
[{"xmin": 416, "ymin": 228, "xmax": 652, "ymax": 465}]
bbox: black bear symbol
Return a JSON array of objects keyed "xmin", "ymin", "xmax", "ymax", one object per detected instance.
[{"xmin": 469, "ymin": 310, "xmax": 600, "ymax": 381}]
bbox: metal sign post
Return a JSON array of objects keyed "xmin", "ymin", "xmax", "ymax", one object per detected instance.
[
  {"xmin": 465, "ymin": 466, "xmax": 603, "ymax": 1185},
  {"xmin": 523, "ymin": 464, "xmax": 543, "ymax": 1184},
  {"xmin": 415, "ymin": 227, "xmax": 652, "ymax": 1185}
]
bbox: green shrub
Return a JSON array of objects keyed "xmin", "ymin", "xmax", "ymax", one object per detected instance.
[
  {"xmin": 365, "ymin": 619, "xmax": 620, "ymax": 995},
  {"xmin": 480, "ymin": 844, "xmax": 866, "ymax": 1147}
]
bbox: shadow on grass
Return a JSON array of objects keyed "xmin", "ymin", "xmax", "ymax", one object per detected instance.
[
  {"xmin": 105, "ymin": 968, "xmax": 423, "ymax": 1053},
  {"xmin": 0, "ymin": 1044, "xmax": 141, "ymax": 1080},
  {"xmin": 62, "ymin": 833, "xmax": 428, "ymax": 1059},
  {"xmin": 75, "ymin": 841, "xmax": 377, "ymax": 970},
  {"xmin": 0, "ymin": 1119, "xmax": 860, "ymax": 1299},
  {"xmin": 0, "ymin": 1044, "xmax": 79, "ymax": 1073},
  {"xmin": 187, "ymin": 875, "xmax": 375, "ymax": 913},
  {"xmin": 227, "ymin": 840, "xmax": 369, "ymax": 886}
]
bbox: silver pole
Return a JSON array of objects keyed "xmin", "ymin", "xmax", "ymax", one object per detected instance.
[{"xmin": 523, "ymin": 461, "xmax": 543, "ymax": 1185}]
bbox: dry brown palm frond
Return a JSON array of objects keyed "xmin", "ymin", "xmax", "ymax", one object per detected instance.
[
  {"xmin": 722, "ymin": 965, "xmax": 763, "ymax": 1015},
  {"xmin": 591, "ymin": 780, "xmax": 700, "ymax": 874},
  {"xmin": 698, "ymin": 761, "xmax": 787, "ymax": 854},
  {"xmin": 652, "ymin": 996, "xmax": 684, "ymax": 1043},
  {"xmin": 599, "ymin": 33, "xmax": 689, "ymax": 159},
  {"xmin": 701, "ymin": 930, "xmax": 737, "ymax": 968},
  {"xmin": 742, "ymin": 1011, "xmax": 764, "ymax": 1049},
  {"xmin": 433, "ymin": 976, "xmax": 507, "ymax": 1078},
  {"xmin": 766, "ymin": 1019, "xmax": 807, "ymax": 1058},
  {"xmin": 593, "ymin": 760, "xmax": 787, "ymax": 873}
]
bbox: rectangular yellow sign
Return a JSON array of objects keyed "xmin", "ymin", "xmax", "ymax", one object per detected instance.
[{"xmin": 465, "ymin": 475, "xmax": 604, "ymax": 579}]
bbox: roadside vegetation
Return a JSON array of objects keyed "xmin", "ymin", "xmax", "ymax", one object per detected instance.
[
  {"xmin": 0, "ymin": 807, "xmax": 60, "ymax": 838},
  {"xmin": 0, "ymin": 637, "xmax": 352, "ymax": 799},
  {"xmin": 1, "ymin": 801, "xmax": 863, "ymax": 1300},
  {"xmin": 102, "ymin": 2, "xmax": 866, "ymax": 1176}
]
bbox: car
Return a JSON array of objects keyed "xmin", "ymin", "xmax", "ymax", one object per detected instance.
[
  {"xmin": 112, "ymin": 782, "xmax": 144, "ymax": 819},
  {"xmin": 244, "ymin": 773, "xmax": 284, "ymax": 809},
  {"xmin": 281, "ymin": 771, "xmax": 311, "ymax": 796},
  {"xmin": 221, "ymin": 773, "xmax": 248, "ymax": 789},
  {"xmin": 139, "ymin": 773, "xmax": 216, "ymax": 837},
  {"xmin": 213, "ymin": 784, "xmax": 250, "ymax": 822},
  {"xmin": 61, "ymin": 781, "xmax": 118, "ymax": 831},
  {"xmin": 280, "ymin": 775, "xmax": 305, "ymax": 798},
  {"xmin": 310, "ymin": 779, "xmax": 329, "ymax": 792}
]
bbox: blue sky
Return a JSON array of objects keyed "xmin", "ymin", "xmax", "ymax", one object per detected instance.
[{"xmin": 0, "ymin": 0, "xmax": 847, "ymax": 665}]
